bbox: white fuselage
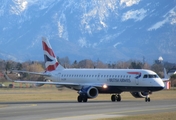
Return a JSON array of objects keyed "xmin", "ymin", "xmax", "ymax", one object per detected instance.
[{"xmin": 47, "ymin": 68, "xmax": 165, "ymax": 93}]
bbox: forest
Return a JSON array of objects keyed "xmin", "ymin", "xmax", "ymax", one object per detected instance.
[{"xmin": 0, "ymin": 57, "xmax": 176, "ymax": 86}]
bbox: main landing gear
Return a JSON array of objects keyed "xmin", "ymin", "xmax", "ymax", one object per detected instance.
[
  {"xmin": 77, "ymin": 95, "xmax": 88, "ymax": 102},
  {"xmin": 111, "ymin": 94, "xmax": 121, "ymax": 102}
]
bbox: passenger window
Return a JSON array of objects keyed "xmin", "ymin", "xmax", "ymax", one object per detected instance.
[{"xmin": 143, "ymin": 75, "xmax": 148, "ymax": 78}]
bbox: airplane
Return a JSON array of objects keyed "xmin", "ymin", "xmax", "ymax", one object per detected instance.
[{"xmin": 4, "ymin": 37, "xmax": 165, "ymax": 102}]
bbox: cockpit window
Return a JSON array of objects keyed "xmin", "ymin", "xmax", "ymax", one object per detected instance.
[{"xmin": 143, "ymin": 74, "xmax": 158, "ymax": 78}]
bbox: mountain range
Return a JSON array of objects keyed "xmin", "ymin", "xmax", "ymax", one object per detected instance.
[{"xmin": 0, "ymin": 0, "xmax": 176, "ymax": 64}]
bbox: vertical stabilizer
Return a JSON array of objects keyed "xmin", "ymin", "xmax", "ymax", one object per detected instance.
[{"xmin": 42, "ymin": 37, "xmax": 64, "ymax": 71}]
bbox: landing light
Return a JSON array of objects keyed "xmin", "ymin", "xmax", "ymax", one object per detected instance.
[{"xmin": 103, "ymin": 84, "xmax": 108, "ymax": 89}]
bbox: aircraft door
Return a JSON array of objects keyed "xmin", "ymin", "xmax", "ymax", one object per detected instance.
[
  {"xmin": 97, "ymin": 73, "xmax": 100, "ymax": 81},
  {"xmin": 135, "ymin": 78, "xmax": 139, "ymax": 85},
  {"xmin": 58, "ymin": 73, "xmax": 61, "ymax": 81}
]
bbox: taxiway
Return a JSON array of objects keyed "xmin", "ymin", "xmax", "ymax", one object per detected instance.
[{"xmin": 0, "ymin": 99, "xmax": 176, "ymax": 120}]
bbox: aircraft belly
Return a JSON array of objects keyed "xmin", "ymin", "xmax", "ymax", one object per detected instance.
[{"xmin": 98, "ymin": 86, "xmax": 164, "ymax": 93}]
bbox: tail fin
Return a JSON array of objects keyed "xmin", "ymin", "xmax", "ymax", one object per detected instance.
[{"xmin": 42, "ymin": 37, "xmax": 64, "ymax": 71}]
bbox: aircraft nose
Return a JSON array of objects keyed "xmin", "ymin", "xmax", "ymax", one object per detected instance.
[
  {"xmin": 154, "ymin": 78, "xmax": 165, "ymax": 91},
  {"xmin": 158, "ymin": 78, "xmax": 165, "ymax": 89}
]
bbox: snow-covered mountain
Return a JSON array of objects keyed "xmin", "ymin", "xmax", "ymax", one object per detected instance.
[{"xmin": 0, "ymin": 0, "xmax": 176, "ymax": 64}]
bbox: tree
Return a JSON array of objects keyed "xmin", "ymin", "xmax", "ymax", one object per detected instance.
[
  {"xmin": 59, "ymin": 56, "xmax": 70, "ymax": 68},
  {"xmin": 78, "ymin": 59, "xmax": 94, "ymax": 68},
  {"xmin": 129, "ymin": 61, "xmax": 142, "ymax": 69},
  {"xmin": 72, "ymin": 60, "xmax": 78, "ymax": 68}
]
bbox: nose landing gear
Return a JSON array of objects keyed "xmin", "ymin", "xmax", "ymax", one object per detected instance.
[{"xmin": 145, "ymin": 94, "xmax": 150, "ymax": 102}]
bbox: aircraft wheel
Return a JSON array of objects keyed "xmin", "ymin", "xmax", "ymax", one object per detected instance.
[
  {"xmin": 77, "ymin": 95, "xmax": 83, "ymax": 102},
  {"xmin": 111, "ymin": 95, "xmax": 116, "ymax": 102},
  {"xmin": 116, "ymin": 95, "xmax": 121, "ymax": 102},
  {"xmin": 148, "ymin": 98, "xmax": 150, "ymax": 102},
  {"xmin": 83, "ymin": 97, "xmax": 88, "ymax": 102}
]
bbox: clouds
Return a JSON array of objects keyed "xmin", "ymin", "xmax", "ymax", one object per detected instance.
[{"xmin": 122, "ymin": 9, "xmax": 147, "ymax": 21}]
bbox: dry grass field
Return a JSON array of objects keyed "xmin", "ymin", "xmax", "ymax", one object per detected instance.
[{"xmin": 99, "ymin": 111, "xmax": 176, "ymax": 120}]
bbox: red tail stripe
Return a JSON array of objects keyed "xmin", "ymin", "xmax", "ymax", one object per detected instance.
[
  {"xmin": 42, "ymin": 41, "xmax": 55, "ymax": 57},
  {"xmin": 46, "ymin": 62, "xmax": 59, "ymax": 71},
  {"xmin": 127, "ymin": 72, "xmax": 141, "ymax": 74}
]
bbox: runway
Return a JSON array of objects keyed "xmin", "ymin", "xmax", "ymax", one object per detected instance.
[{"xmin": 0, "ymin": 99, "xmax": 176, "ymax": 120}]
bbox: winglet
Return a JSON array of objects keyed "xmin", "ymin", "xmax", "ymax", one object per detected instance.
[
  {"xmin": 164, "ymin": 68, "xmax": 169, "ymax": 79},
  {"xmin": 162, "ymin": 68, "xmax": 170, "ymax": 82}
]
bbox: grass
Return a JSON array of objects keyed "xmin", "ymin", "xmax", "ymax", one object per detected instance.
[
  {"xmin": 0, "ymin": 84, "xmax": 176, "ymax": 102},
  {"xmin": 99, "ymin": 111, "xmax": 176, "ymax": 120}
]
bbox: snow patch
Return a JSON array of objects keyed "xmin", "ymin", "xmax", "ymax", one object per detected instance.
[
  {"xmin": 78, "ymin": 38, "xmax": 88, "ymax": 48},
  {"xmin": 113, "ymin": 42, "xmax": 121, "ymax": 48},
  {"xmin": 120, "ymin": 0, "xmax": 140, "ymax": 7},
  {"xmin": 122, "ymin": 9, "xmax": 147, "ymax": 21}
]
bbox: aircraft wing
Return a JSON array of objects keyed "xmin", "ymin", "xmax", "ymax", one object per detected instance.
[
  {"xmin": 12, "ymin": 70, "xmax": 51, "ymax": 77},
  {"xmin": 14, "ymin": 80, "xmax": 81, "ymax": 86},
  {"xmin": 3, "ymin": 72, "xmax": 106, "ymax": 88},
  {"xmin": 14, "ymin": 80, "xmax": 105, "ymax": 88},
  {"xmin": 162, "ymin": 78, "xmax": 170, "ymax": 82}
]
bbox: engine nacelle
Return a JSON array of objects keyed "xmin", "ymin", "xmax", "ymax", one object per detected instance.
[
  {"xmin": 55, "ymin": 85, "xmax": 63, "ymax": 88},
  {"xmin": 130, "ymin": 92, "xmax": 149, "ymax": 98},
  {"xmin": 80, "ymin": 86, "xmax": 99, "ymax": 99},
  {"xmin": 33, "ymin": 83, "xmax": 44, "ymax": 87}
]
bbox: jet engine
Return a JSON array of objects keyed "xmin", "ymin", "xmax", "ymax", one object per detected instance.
[
  {"xmin": 80, "ymin": 86, "xmax": 99, "ymax": 99},
  {"xmin": 130, "ymin": 92, "xmax": 149, "ymax": 98}
]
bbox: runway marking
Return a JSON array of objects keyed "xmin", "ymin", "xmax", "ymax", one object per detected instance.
[
  {"xmin": 46, "ymin": 114, "xmax": 126, "ymax": 120},
  {"xmin": 0, "ymin": 104, "xmax": 37, "ymax": 110},
  {"xmin": 45, "ymin": 106, "xmax": 176, "ymax": 120},
  {"xmin": 0, "ymin": 105, "xmax": 8, "ymax": 108}
]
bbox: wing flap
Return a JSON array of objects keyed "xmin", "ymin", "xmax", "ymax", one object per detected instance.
[
  {"xmin": 12, "ymin": 70, "xmax": 51, "ymax": 77},
  {"xmin": 14, "ymin": 80, "xmax": 81, "ymax": 86}
]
